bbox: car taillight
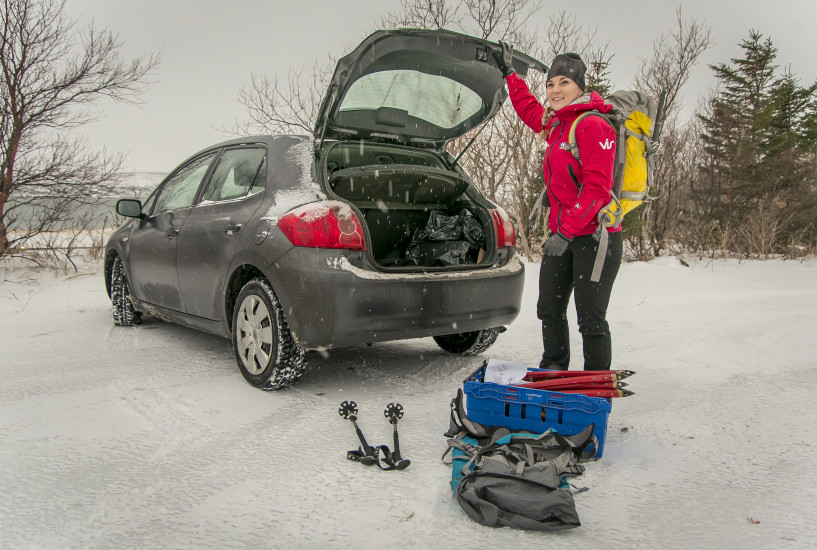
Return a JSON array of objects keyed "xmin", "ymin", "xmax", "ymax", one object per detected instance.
[
  {"xmin": 489, "ymin": 207, "xmax": 517, "ymax": 248},
  {"xmin": 277, "ymin": 201, "xmax": 366, "ymax": 250}
]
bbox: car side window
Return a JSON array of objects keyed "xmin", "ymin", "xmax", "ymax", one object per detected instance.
[
  {"xmin": 200, "ymin": 147, "xmax": 266, "ymax": 202},
  {"xmin": 152, "ymin": 153, "xmax": 216, "ymax": 215},
  {"xmin": 249, "ymin": 156, "xmax": 266, "ymax": 195}
]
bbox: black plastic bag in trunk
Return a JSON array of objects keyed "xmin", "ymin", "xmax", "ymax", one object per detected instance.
[
  {"xmin": 411, "ymin": 241, "xmax": 472, "ymax": 266},
  {"xmin": 408, "ymin": 210, "xmax": 485, "ymax": 266}
]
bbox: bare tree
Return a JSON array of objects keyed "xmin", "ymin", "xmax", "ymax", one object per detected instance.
[
  {"xmin": 630, "ymin": 8, "xmax": 712, "ymax": 256},
  {"xmin": 381, "ymin": 0, "xmax": 461, "ymax": 29},
  {"xmin": 230, "ymin": 60, "xmax": 334, "ymax": 136},
  {"xmin": 461, "ymin": 0, "xmax": 539, "ymax": 40},
  {"xmin": 228, "ymin": 0, "xmax": 461, "ymax": 138},
  {"xmin": 633, "ymin": 8, "xmax": 712, "ymax": 117},
  {"xmin": 539, "ymin": 11, "xmax": 602, "ymax": 62},
  {"xmin": 0, "ymin": 0, "xmax": 159, "ymax": 257}
]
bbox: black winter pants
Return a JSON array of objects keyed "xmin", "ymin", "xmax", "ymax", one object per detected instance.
[{"xmin": 536, "ymin": 232, "xmax": 623, "ymax": 371}]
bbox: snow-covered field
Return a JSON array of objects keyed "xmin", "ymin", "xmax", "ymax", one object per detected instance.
[{"xmin": 1, "ymin": 254, "xmax": 815, "ymax": 549}]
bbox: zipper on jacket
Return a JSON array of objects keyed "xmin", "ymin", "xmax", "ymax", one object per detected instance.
[
  {"xmin": 567, "ymin": 159, "xmax": 605, "ymax": 221},
  {"xmin": 545, "ymin": 120, "xmax": 565, "ymax": 230},
  {"xmin": 568, "ymin": 163, "xmax": 599, "ymax": 222},
  {"xmin": 545, "ymin": 119, "xmax": 562, "ymax": 230},
  {"xmin": 567, "ymin": 164, "xmax": 581, "ymax": 191},
  {"xmin": 567, "ymin": 163, "xmax": 588, "ymax": 220},
  {"xmin": 579, "ymin": 199, "xmax": 597, "ymax": 219}
]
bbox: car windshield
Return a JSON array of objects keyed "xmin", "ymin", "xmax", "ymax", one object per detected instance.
[{"xmin": 338, "ymin": 69, "xmax": 483, "ymax": 129}]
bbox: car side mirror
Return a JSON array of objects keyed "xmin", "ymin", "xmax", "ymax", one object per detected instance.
[{"xmin": 116, "ymin": 198, "xmax": 145, "ymax": 219}]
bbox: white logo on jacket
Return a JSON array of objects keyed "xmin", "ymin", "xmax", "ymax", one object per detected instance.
[{"xmin": 599, "ymin": 139, "xmax": 614, "ymax": 150}]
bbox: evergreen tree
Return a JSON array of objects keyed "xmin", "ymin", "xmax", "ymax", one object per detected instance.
[
  {"xmin": 764, "ymin": 71, "xmax": 817, "ymax": 246},
  {"xmin": 696, "ymin": 30, "xmax": 817, "ymax": 254},
  {"xmin": 699, "ymin": 31, "xmax": 776, "ymax": 221},
  {"xmin": 585, "ymin": 54, "xmax": 612, "ymax": 97}
]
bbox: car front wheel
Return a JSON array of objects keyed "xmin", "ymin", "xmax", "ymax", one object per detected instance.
[
  {"xmin": 433, "ymin": 328, "xmax": 500, "ymax": 356},
  {"xmin": 232, "ymin": 278, "xmax": 307, "ymax": 390},
  {"xmin": 110, "ymin": 256, "xmax": 142, "ymax": 327}
]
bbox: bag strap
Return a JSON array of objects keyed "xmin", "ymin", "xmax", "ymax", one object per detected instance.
[
  {"xmin": 590, "ymin": 210, "xmax": 612, "ymax": 284},
  {"xmin": 526, "ymin": 186, "xmax": 548, "ymax": 234},
  {"xmin": 445, "ymin": 388, "xmax": 490, "ymax": 439},
  {"xmin": 506, "ymin": 425, "xmax": 598, "ymax": 461},
  {"xmin": 348, "ymin": 444, "xmax": 405, "ymax": 470},
  {"xmin": 558, "ymin": 424, "xmax": 599, "ymax": 461},
  {"xmin": 512, "ymin": 430, "xmax": 593, "ymax": 469},
  {"xmin": 442, "ymin": 432, "xmax": 481, "ymax": 464}
]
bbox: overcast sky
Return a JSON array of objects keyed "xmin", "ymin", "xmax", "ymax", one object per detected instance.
[{"xmin": 64, "ymin": 0, "xmax": 817, "ymax": 173}]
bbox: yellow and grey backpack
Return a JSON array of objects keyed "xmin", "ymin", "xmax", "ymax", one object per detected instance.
[{"xmin": 567, "ymin": 90, "xmax": 663, "ymax": 281}]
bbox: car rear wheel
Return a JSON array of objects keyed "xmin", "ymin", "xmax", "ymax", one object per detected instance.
[
  {"xmin": 433, "ymin": 328, "xmax": 500, "ymax": 356},
  {"xmin": 232, "ymin": 278, "xmax": 307, "ymax": 390},
  {"xmin": 110, "ymin": 256, "xmax": 142, "ymax": 327}
]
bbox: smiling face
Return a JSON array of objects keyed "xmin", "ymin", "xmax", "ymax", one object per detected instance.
[{"xmin": 545, "ymin": 75, "xmax": 583, "ymax": 111}]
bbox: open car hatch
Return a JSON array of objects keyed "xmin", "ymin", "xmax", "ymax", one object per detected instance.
[{"xmin": 314, "ymin": 29, "xmax": 547, "ymax": 149}]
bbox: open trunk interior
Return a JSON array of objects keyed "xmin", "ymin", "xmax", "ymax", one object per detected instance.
[{"xmin": 323, "ymin": 143, "xmax": 492, "ymax": 269}]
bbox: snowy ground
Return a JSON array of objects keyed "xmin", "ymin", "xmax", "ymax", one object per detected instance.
[{"xmin": 1, "ymin": 254, "xmax": 816, "ymax": 549}]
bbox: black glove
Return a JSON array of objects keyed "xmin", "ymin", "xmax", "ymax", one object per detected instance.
[
  {"xmin": 542, "ymin": 232, "xmax": 571, "ymax": 256},
  {"xmin": 494, "ymin": 41, "xmax": 515, "ymax": 78}
]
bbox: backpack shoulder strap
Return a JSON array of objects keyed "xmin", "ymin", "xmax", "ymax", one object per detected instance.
[
  {"xmin": 568, "ymin": 111, "xmax": 627, "ymax": 199},
  {"xmin": 567, "ymin": 111, "xmax": 615, "ymax": 164}
]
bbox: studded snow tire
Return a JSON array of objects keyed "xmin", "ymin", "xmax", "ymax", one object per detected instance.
[
  {"xmin": 110, "ymin": 256, "xmax": 142, "ymax": 327},
  {"xmin": 232, "ymin": 278, "xmax": 307, "ymax": 390}
]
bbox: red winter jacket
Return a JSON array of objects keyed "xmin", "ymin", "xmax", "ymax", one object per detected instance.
[{"xmin": 507, "ymin": 73, "xmax": 619, "ymax": 238}]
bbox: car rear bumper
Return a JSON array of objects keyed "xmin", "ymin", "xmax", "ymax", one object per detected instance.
[{"xmin": 266, "ymin": 250, "xmax": 525, "ymax": 349}]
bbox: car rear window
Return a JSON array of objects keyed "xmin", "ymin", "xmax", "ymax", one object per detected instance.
[{"xmin": 338, "ymin": 70, "xmax": 483, "ymax": 130}]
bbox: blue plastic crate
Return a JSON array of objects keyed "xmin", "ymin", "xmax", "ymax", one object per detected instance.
[{"xmin": 463, "ymin": 365, "xmax": 613, "ymax": 457}]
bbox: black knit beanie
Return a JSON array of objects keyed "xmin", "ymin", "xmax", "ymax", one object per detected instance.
[{"xmin": 547, "ymin": 53, "xmax": 586, "ymax": 91}]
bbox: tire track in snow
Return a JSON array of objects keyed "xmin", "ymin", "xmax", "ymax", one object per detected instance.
[{"xmin": 44, "ymin": 381, "xmax": 409, "ymax": 548}]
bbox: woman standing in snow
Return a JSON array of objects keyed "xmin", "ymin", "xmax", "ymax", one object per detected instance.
[{"xmin": 496, "ymin": 44, "xmax": 622, "ymax": 371}]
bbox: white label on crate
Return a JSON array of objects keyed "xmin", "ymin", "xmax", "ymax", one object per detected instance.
[{"xmin": 484, "ymin": 359, "xmax": 530, "ymax": 386}]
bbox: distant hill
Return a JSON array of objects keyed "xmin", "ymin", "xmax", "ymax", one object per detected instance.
[
  {"xmin": 11, "ymin": 171, "xmax": 167, "ymax": 200},
  {"xmin": 112, "ymin": 172, "xmax": 167, "ymax": 199}
]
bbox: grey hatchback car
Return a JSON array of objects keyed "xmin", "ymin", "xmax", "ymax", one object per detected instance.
[{"xmin": 104, "ymin": 29, "xmax": 545, "ymax": 389}]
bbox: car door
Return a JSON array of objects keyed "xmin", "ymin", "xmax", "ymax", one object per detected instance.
[
  {"xmin": 127, "ymin": 152, "xmax": 217, "ymax": 312},
  {"xmin": 176, "ymin": 146, "xmax": 267, "ymax": 320}
]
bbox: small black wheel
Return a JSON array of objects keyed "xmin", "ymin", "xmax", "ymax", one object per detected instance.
[
  {"xmin": 110, "ymin": 256, "xmax": 141, "ymax": 327},
  {"xmin": 339, "ymin": 400, "xmax": 358, "ymax": 419},
  {"xmin": 433, "ymin": 328, "xmax": 500, "ymax": 356},
  {"xmin": 384, "ymin": 403, "xmax": 404, "ymax": 422},
  {"xmin": 232, "ymin": 278, "xmax": 307, "ymax": 390}
]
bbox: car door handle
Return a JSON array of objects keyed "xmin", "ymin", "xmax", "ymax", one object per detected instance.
[
  {"xmin": 165, "ymin": 228, "xmax": 180, "ymax": 239},
  {"xmin": 224, "ymin": 222, "xmax": 243, "ymax": 236}
]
